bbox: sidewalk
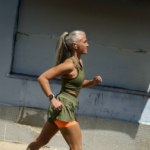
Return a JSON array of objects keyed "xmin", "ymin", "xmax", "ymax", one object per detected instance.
[
  {"xmin": 0, "ymin": 141, "xmax": 55, "ymax": 150},
  {"xmin": 1, "ymin": 104, "xmax": 150, "ymax": 150}
]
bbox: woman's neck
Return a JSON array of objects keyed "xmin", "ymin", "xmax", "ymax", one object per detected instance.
[{"xmin": 70, "ymin": 53, "xmax": 81, "ymax": 64}]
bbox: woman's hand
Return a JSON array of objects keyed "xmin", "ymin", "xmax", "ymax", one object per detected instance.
[
  {"xmin": 93, "ymin": 76, "xmax": 102, "ymax": 85},
  {"xmin": 50, "ymin": 98, "xmax": 64, "ymax": 111}
]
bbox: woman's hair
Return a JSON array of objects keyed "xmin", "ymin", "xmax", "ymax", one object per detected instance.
[{"xmin": 54, "ymin": 30, "xmax": 85, "ymax": 66}]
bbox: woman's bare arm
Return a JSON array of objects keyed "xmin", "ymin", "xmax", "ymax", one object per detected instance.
[
  {"xmin": 82, "ymin": 80, "xmax": 95, "ymax": 88},
  {"xmin": 38, "ymin": 62, "xmax": 74, "ymax": 110},
  {"xmin": 82, "ymin": 76, "xmax": 102, "ymax": 89},
  {"xmin": 80, "ymin": 60, "xmax": 102, "ymax": 88},
  {"xmin": 38, "ymin": 62, "xmax": 74, "ymax": 96}
]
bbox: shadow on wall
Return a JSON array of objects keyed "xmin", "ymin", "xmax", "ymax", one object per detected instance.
[
  {"xmin": 75, "ymin": 88, "xmax": 150, "ymax": 139},
  {"xmin": 0, "ymin": 95, "xmax": 149, "ymax": 141},
  {"xmin": 16, "ymin": 92, "xmax": 149, "ymax": 140},
  {"xmin": 77, "ymin": 115, "xmax": 139, "ymax": 139}
]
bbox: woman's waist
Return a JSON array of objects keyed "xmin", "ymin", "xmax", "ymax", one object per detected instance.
[
  {"xmin": 56, "ymin": 91, "xmax": 79, "ymax": 110},
  {"xmin": 56, "ymin": 90, "xmax": 78, "ymax": 101},
  {"xmin": 65, "ymin": 90, "xmax": 79, "ymax": 97},
  {"xmin": 61, "ymin": 86, "xmax": 81, "ymax": 95}
]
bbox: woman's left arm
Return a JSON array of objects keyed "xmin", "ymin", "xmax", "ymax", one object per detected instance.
[
  {"xmin": 80, "ymin": 60, "xmax": 102, "ymax": 88},
  {"xmin": 82, "ymin": 76, "xmax": 102, "ymax": 88}
]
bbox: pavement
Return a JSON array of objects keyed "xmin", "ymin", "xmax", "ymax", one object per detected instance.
[
  {"xmin": 0, "ymin": 141, "xmax": 54, "ymax": 150},
  {"xmin": 1, "ymin": 104, "xmax": 150, "ymax": 150}
]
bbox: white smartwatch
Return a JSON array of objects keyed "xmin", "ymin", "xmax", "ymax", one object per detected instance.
[{"xmin": 48, "ymin": 94, "xmax": 54, "ymax": 101}]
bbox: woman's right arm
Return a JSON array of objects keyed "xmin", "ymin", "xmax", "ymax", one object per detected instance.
[{"xmin": 38, "ymin": 62, "xmax": 74, "ymax": 110}]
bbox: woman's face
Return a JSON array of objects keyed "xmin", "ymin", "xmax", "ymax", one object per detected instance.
[{"xmin": 76, "ymin": 34, "xmax": 89, "ymax": 55}]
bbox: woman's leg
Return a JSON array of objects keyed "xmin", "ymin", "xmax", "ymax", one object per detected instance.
[
  {"xmin": 59, "ymin": 122, "xmax": 82, "ymax": 150},
  {"xmin": 26, "ymin": 121, "xmax": 59, "ymax": 150}
]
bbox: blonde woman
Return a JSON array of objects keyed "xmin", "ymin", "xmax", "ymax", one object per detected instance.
[{"xmin": 26, "ymin": 30, "xmax": 102, "ymax": 150}]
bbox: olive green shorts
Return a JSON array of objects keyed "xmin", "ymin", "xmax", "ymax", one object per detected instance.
[{"xmin": 47, "ymin": 91, "xmax": 79, "ymax": 122}]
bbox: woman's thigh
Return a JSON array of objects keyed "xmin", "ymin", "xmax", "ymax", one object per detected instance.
[
  {"xmin": 59, "ymin": 122, "xmax": 82, "ymax": 150},
  {"xmin": 27, "ymin": 121, "xmax": 59, "ymax": 150},
  {"xmin": 36, "ymin": 121, "xmax": 59, "ymax": 142}
]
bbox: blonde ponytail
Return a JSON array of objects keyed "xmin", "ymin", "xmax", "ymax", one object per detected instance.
[
  {"xmin": 54, "ymin": 30, "xmax": 85, "ymax": 66},
  {"xmin": 54, "ymin": 32, "xmax": 69, "ymax": 66}
]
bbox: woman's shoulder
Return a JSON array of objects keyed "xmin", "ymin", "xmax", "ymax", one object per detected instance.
[
  {"xmin": 52, "ymin": 60, "xmax": 74, "ymax": 75},
  {"xmin": 65, "ymin": 58, "xmax": 73, "ymax": 63},
  {"xmin": 63, "ymin": 58, "xmax": 75, "ymax": 69}
]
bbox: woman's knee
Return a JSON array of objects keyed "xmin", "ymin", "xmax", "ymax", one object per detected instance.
[
  {"xmin": 33, "ymin": 138, "xmax": 50, "ymax": 147},
  {"xmin": 26, "ymin": 138, "xmax": 50, "ymax": 150},
  {"xmin": 70, "ymin": 144, "xmax": 82, "ymax": 150},
  {"xmin": 79, "ymin": 144, "xmax": 82, "ymax": 150},
  {"xmin": 77, "ymin": 144, "xmax": 82, "ymax": 150},
  {"xmin": 37, "ymin": 138, "xmax": 50, "ymax": 146}
]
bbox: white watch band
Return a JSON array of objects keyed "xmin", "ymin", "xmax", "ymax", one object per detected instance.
[{"xmin": 47, "ymin": 94, "xmax": 54, "ymax": 100}]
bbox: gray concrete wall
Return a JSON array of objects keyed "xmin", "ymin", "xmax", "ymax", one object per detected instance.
[
  {"xmin": 0, "ymin": 0, "xmax": 150, "ymax": 127},
  {"xmin": 1, "ymin": 104, "xmax": 150, "ymax": 150},
  {"xmin": 13, "ymin": 0, "xmax": 150, "ymax": 91},
  {"xmin": 0, "ymin": 0, "xmax": 21, "ymax": 105}
]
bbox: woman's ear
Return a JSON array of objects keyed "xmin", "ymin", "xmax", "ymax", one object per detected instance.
[{"xmin": 72, "ymin": 43, "xmax": 77, "ymax": 49}]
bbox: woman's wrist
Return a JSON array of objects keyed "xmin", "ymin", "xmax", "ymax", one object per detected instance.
[
  {"xmin": 48, "ymin": 94, "xmax": 55, "ymax": 101},
  {"xmin": 92, "ymin": 79, "xmax": 96, "ymax": 85},
  {"xmin": 51, "ymin": 97, "xmax": 56, "ymax": 101}
]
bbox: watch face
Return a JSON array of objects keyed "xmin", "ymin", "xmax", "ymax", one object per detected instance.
[{"xmin": 49, "ymin": 94, "xmax": 53, "ymax": 100}]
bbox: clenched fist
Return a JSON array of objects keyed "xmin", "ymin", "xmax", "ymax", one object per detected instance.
[
  {"xmin": 93, "ymin": 76, "xmax": 102, "ymax": 85},
  {"xmin": 50, "ymin": 98, "xmax": 64, "ymax": 111}
]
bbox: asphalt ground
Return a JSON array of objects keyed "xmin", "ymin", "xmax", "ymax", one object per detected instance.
[
  {"xmin": 0, "ymin": 141, "xmax": 61, "ymax": 150},
  {"xmin": 1, "ymin": 104, "xmax": 150, "ymax": 150}
]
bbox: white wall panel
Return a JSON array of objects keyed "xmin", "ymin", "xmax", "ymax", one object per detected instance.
[
  {"xmin": 12, "ymin": 0, "xmax": 150, "ymax": 91},
  {"xmin": 13, "ymin": 33, "xmax": 57, "ymax": 75},
  {"xmin": 0, "ymin": 0, "xmax": 150, "ymax": 126}
]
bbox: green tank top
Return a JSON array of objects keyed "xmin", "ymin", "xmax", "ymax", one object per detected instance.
[
  {"xmin": 61, "ymin": 57, "xmax": 85, "ymax": 93},
  {"xmin": 47, "ymin": 58, "xmax": 85, "ymax": 122}
]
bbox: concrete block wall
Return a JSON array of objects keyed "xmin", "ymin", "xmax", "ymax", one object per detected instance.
[
  {"xmin": 1, "ymin": 104, "xmax": 150, "ymax": 150},
  {"xmin": 0, "ymin": 1, "xmax": 150, "ymax": 149},
  {"xmin": 0, "ymin": 0, "xmax": 150, "ymax": 125}
]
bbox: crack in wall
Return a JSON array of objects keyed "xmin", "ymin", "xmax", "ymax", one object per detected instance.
[{"xmin": 17, "ymin": 31, "xmax": 149, "ymax": 54}]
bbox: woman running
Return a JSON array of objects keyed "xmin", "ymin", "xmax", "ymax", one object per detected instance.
[{"xmin": 26, "ymin": 30, "xmax": 102, "ymax": 150}]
